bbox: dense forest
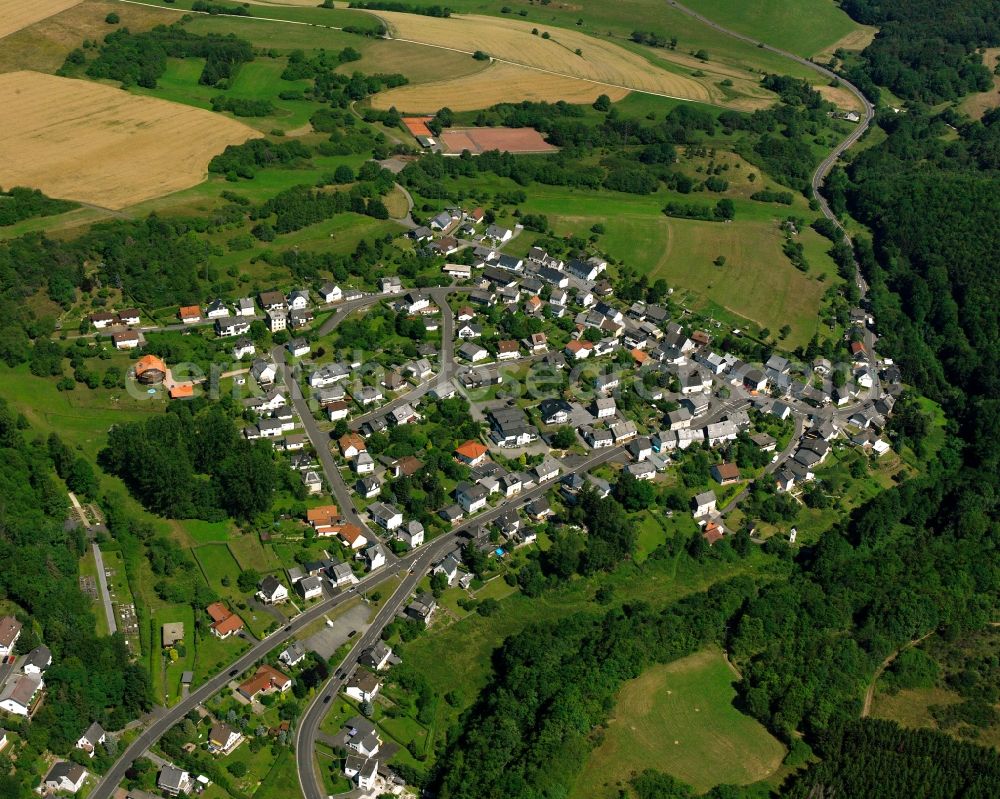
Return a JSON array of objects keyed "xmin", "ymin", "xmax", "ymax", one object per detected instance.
[
  {"xmin": 840, "ymin": 0, "xmax": 1000, "ymax": 102},
  {"xmin": 0, "ymin": 400, "xmax": 151, "ymax": 799},
  {"xmin": 99, "ymin": 400, "xmax": 278, "ymax": 522}
]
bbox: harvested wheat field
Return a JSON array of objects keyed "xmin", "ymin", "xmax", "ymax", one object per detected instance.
[
  {"xmin": 371, "ymin": 11, "xmax": 715, "ymax": 103},
  {"xmin": 441, "ymin": 127, "xmax": 557, "ymax": 155},
  {"xmin": 0, "ymin": 71, "xmax": 259, "ymax": 209},
  {"xmin": 0, "ymin": 0, "xmax": 82, "ymax": 39},
  {"xmin": 373, "ymin": 60, "xmax": 629, "ymax": 112}
]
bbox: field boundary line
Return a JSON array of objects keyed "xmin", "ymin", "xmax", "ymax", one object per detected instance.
[{"xmin": 115, "ymin": 0, "xmax": 710, "ymax": 107}]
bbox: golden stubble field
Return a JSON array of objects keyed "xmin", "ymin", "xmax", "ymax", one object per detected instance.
[
  {"xmin": 373, "ymin": 61, "xmax": 630, "ymax": 112},
  {"xmin": 370, "ymin": 11, "xmax": 722, "ymax": 106},
  {"xmin": 0, "ymin": 0, "xmax": 83, "ymax": 39},
  {"xmin": 0, "ymin": 71, "xmax": 259, "ymax": 210}
]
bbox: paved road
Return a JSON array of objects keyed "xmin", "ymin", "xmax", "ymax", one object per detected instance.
[
  {"xmin": 294, "ymin": 445, "xmax": 627, "ymax": 799},
  {"xmin": 87, "ymin": 565, "xmax": 403, "ymax": 799},
  {"xmin": 92, "ymin": 543, "xmax": 118, "ymax": 636}
]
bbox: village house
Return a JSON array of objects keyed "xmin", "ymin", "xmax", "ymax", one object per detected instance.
[
  {"xmin": 178, "ymin": 305, "xmax": 202, "ymax": 324},
  {"xmin": 233, "ymin": 337, "xmax": 256, "ymax": 360},
  {"xmin": 266, "ymin": 309, "xmax": 287, "ymax": 332},
  {"xmin": 43, "ymin": 762, "xmax": 88, "ymax": 795},
  {"xmin": 207, "ymin": 602, "xmax": 244, "ymax": 640},
  {"xmin": 258, "ymin": 291, "xmax": 286, "ymax": 312},
  {"xmin": 497, "ymin": 339, "xmax": 520, "ymax": 361},
  {"xmin": 157, "ymin": 765, "xmax": 192, "ymax": 797},
  {"xmin": 208, "ymin": 722, "xmax": 243, "ymax": 755},
  {"xmin": 1, "ymin": 617, "xmax": 24, "ymax": 656},
  {"xmin": 564, "ymin": 340, "xmax": 594, "ymax": 360},
  {"xmin": 0, "ymin": 673, "xmax": 42, "ymax": 716},
  {"xmin": 235, "ymin": 298, "xmax": 256, "ymax": 317},
  {"xmin": 397, "ymin": 520, "xmax": 424, "ymax": 549},
  {"xmin": 591, "ymin": 397, "xmax": 616, "ymax": 419},
  {"xmin": 711, "ymin": 462, "xmax": 741, "ymax": 486},
  {"xmin": 238, "ymin": 665, "xmax": 292, "ymax": 701},
  {"xmin": 455, "ymin": 439, "xmax": 489, "ymax": 467},
  {"xmin": 297, "ymin": 575, "xmax": 324, "ymax": 600},
  {"xmin": 22, "ymin": 646, "xmax": 51, "ymax": 676},
  {"xmin": 345, "ymin": 669, "xmax": 381, "ymax": 704},
  {"xmin": 76, "ymin": 722, "xmax": 106, "ymax": 757},
  {"xmin": 693, "ymin": 490, "xmax": 717, "ymax": 518},
  {"xmin": 339, "ymin": 433, "xmax": 366, "ymax": 460},
  {"xmin": 257, "ymin": 575, "xmax": 289, "ymax": 605},
  {"xmin": 363, "ymin": 543, "xmax": 387, "ymax": 571},
  {"xmin": 360, "ymin": 641, "xmax": 394, "ymax": 672},
  {"xmin": 456, "ymin": 482, "xmax": 489, "ymax": 513},
  {"xmin": 581, "ymin": 425, "xmax": 614, "ymax": 449},
  {"xmin": 368, "ymin": 502, "xmax": 403, "ymax": 531},
  {"xmin": 112, "ymin": 330, "xmax": 141, "ymax": 350}
]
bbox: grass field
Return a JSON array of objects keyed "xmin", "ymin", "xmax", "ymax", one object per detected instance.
[
  {"xmin": 255, "ymin": 749, "xmax": 300, "ymax": 799},
  {"xmin": 228, "ymin": 534, "xmax": 282, "ymax": 573},
  {"xmin": 573, "ymin": 648, "xmax": 785, "ymax": 796},
  {"xmin": 193, "ymin": 544, "xmax": 244, "ymax": 597},
  {"xmin": 673, "ymin": 0, "xmax": 864, "ymax": 58},
  {"xmin": 366, "ymin": 0, "xmax": 818, "ymax": 79},
  {"xmin": 0, "ymin": 70, "xmax": 258, "ymax": 209},
  {"xmin": 0, "ymin": 0, "xmax": 82, "ymax": 40},
  {"xmin": 373, "ymin": 60, "xmax": 631, "ymax": 112},
  {"xmin": 372, "ymin": 11, "xmax": 728, "ymax": 104},
  {"xmin": 0, "ymin": 0, "xmax": 179, "ymax": 75}
]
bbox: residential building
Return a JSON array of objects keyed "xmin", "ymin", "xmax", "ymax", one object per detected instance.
[
  {"xmin": 364, "ymin": 544, "xmax": 387, "ymax": 571},
  {"xmin": 112, "ymin": 330, "xmax": 141, "ymax": 350},
  {"xmin": 455, "ymin": 440, "xmax": 489, "ymax": 467},
  {"xmin": 235, "ymin": 298, "xmax": 256, "ymax": 317},
  {"xmin": 581, "ymin": 425, "xmax": 613, "ymax": 449},
  {"xmin": 398, "ymin": 520, "xmax": 424, "ymax": 549},
  {"xmin": 368, "ymin": 502, "xmax": 403, "ymax": 531},
  {"xmin": 0, "ymin": 616, "xmax": 22, "ymax": 657},
  {"xmin": 76, "ymin": 722, "xmax": 106, "ymax": 757},
  {"xmin": 208, "ymin": 723, "xmax": 243, "ymax": 755},
  {"xmin": 487, "ymin": 406, "xmax": 538, "ymax": 448},
  {"xmin": 0, "ymin": 673, "xmax": 41, "ymax": 716},
  {"xmin": 359, "ymin": 642, "xmax": 393, "ymax": 672},
  {"xmin": 279, "ymin": 643, "xmax": 307, "ymax": 668},
  {"xmin": 711, "ymin": 462, "xmax": 741, "ymax": 485},
  {"xmin": 318, "ymin": 282, "xmax": 342, "ymax": 304},
  {"xmin": 591, "ymin": 397, "xmax": 616, "ymax": 419},
  {"xmin": 345, "ymin": 669, "xmax": 381, "ymax": 703},
  {"xmin": 297, "ymin": 575, "xmax": 323, "ymax": 600},
  {"xmin": 157, "ymin": 765, "xmax": 192, "ymax": 797},
  {"xmin": 237, "ymin": 665, "xmax": 292, "ymax": 701},
  {"xmin": 456, "ymin": 482, "xmax": 488, "ymax": 513},
  {"xmin": 258, "ymin": 291, "xmax": 286, "ymax": 312},
  {"xmin": 256, "ymin": 575, "xmax": 289, "ymax": 605},
  {"xmin": 22, "ymin": 646, "xmax": 51, "ymax": 676},
  {"xmin": 178, "ymin": 305, "xmax": 201, "ymax": 324},
  {"xmin": 43, "ymin": 762, "xmax": 88, "ymax": 794},
  {"xmin": 693, "ymin": 490, "xmax": 717, "ymax": 517},
  {"xmin": 626, "ymin": 461, "xmax": 656, "ymax": 481},
  {"xmin": 405, "ymin": 593, "xmax": 437, "ymax": 626},
  {"xmin": 266, "ymin": 309, "xmax": 287, "ymax": 332}
]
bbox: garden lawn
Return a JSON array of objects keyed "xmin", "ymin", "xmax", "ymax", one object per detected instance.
[
  {"xmin": 572, "ymin": 648, "xmax": 785, "ymax": 797},
  {"xmin": 228, "ymin": 534, "xmax": 282, "ymax": 573},
  {"xmin": 157, "ymin": 604, "xmax": 196, "ymax": 707},
  {"xmin": 254, "ymin": 748, "xmax": 300, "ymax": 799}
]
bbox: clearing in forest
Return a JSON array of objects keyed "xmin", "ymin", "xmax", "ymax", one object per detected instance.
[
  {"xmin": 0, "ymin": 0, "xmax": 82, "ymax": 39},
  {"xmin": 0, "ymin": 71, "xmax": 259, "ymax": 210},
  {"xmin": 572, "ymin": 648, "xmax": 785, "ymax": 796}
]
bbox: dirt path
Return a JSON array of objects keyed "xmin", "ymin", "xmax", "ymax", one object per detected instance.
[{"xmin": 861, "ymin": 631, "xmax": 935, "ymax": 717}]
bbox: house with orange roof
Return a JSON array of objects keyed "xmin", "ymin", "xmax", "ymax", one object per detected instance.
[
  {"xmin": 178, "ymin": 305, "xmax": 202, "ymax": 324},
  {"xmin": 306, "ymin": 505, "xmax": 340, "ymax": 528},
  {"xmin": 206, "ymin": 602, "xmax": 244, "ymax": 639},
  {"xmin": 564, "ymin": 340, "xmax": 594, "ymax": 360},
  {"xmin": 212, "ymin": 613, "xmax": 245, "ymax": 640},
  {"xmin": 238, "ymin": 664, "xmax": 291, "ymax": 701},
  {"xmin": 339, "ymin": 433, "xmax": 366, "ymax": 459},
  {"xmin": 702, "ymin": 521, "xmax": 725, "ymax": 546},
  {"xmin": 337, "ymin": 524, "xmax": 367, "ymax": 550},
  {"xmin": 135, "ymin": 354, "xmax": 167, "ymax": 385},
  {"xmin": 631, "ymin": 348, "xmax": 649, "ymax": 365},
  {"xmin": 454, "ymin": 440, "xmax": 488, "ymax": 467},
  {"xmin": 169, "ymin": 384, "xmax": 194, "ymax": 400}
]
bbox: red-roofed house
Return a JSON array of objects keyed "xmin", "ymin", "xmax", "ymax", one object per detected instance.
[
  {"xmin": 238, "ymin": 665, "xmax": 291, "ymax": 700},
  {"xmin": 455, "ymin": 440, "xmax": 488, "ymax": 467}
]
